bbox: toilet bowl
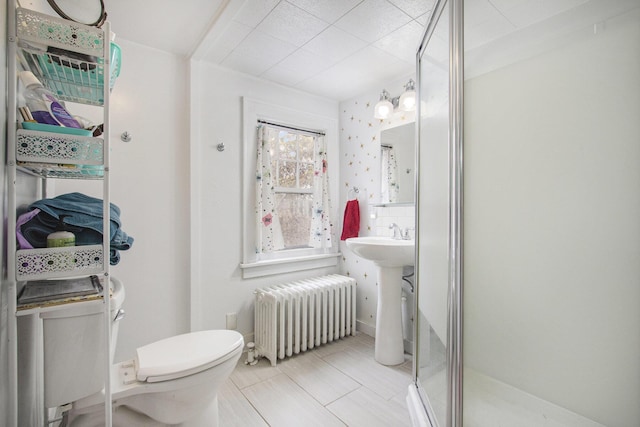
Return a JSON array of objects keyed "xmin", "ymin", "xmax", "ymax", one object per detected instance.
[{"xmin": 40, "ymin": 278, "xmax": 244, "ymax": 426}]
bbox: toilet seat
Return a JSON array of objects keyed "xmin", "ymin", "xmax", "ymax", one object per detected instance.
[{"xmin": 136, "ymin": 330, "xmax": 244, "ymax": 383}]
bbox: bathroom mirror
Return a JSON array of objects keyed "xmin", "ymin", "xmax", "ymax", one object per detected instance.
[{"xmin": 380, "ymin": 122, "xmax": 415, "ymax": 204}]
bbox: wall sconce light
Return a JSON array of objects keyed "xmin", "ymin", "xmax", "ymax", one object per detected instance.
[
  {"xmin": 374, "ymin": 89, "xmax": 394, "ymax": 119},
  {"xmin": 399, "ymin": 79, "xmax": 416, "ymax": 111},
  {"xmin": 374, "ymin": 79, "xmax": 416, "ymax": 119}
]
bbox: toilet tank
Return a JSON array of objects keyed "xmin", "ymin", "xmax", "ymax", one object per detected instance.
[{"xmin": 40, "ymin": 277, "xmax": 125, "ymax": 408}]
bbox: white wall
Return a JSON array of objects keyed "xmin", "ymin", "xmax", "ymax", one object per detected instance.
[
  {"xmin": 464, "ymin": 10, "xmax": 640, "ymax": 427},
  {"xmin": 55, "ymin": 39, "xmax": 191, "ymax": 362},
  {"xmin": 190, "ymin": 63, "xmax": 340, "ymax": 338}
]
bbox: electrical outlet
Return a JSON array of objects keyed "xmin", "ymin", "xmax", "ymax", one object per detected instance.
[{"xmin": 226, "ymin": 313, "xmax": 237, "ymax": 330}]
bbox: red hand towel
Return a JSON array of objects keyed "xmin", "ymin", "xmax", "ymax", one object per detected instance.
[{"xmin": 340, "ymin": 199, "xmax": 360, "ymax": 240}]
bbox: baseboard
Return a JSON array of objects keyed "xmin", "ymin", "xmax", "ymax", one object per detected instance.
[
  {"xmin": 404, "ymin": 338, "xmax": 414, "ymax": 355},
  {"xmin": 356, "ymin": 320, "xmax": 375, "ymax": 337}
]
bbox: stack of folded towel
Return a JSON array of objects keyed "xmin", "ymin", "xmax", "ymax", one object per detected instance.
[{"xmin": 16, "ymin": 192, "xmax": 134, "ymax": 265}]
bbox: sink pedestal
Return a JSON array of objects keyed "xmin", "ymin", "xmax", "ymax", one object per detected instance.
[
  {"xmin": 344, "ymin": 237, "xmax": 414, "ymax": 367},
  {"xmin": 375, "ymin": 266, "xmax": 405, "ymax": 366}
]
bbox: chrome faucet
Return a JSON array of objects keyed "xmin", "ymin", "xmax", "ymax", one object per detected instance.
[
  {"xmin": 390, "ymin": 223, "xmax": 413, "ymax": 240},
  {"xmin": 389, "ymin": 223, "xmax": 402, "ymax": 239}
]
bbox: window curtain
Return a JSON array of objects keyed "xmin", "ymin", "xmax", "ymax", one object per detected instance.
[
  {"xmin": 309, "ymin": 135, "xmax": 333, "ymax": 249},
  {"xmin": 255, "ymin": 125, "xmax": 284, "ymax": 254},
  {"xmin": 381, "ymin": 146, "xmax": 399, "ymax": 203}
]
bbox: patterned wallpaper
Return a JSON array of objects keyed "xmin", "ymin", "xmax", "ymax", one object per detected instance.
[{"xmin": 337, "ymin": 77, "xmax": 416, "ymax": 336}]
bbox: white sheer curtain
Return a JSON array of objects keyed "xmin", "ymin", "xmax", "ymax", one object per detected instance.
[
  {"xmin": 309, "ymin": 135, "xmax": 333, "ymax": 249},
  {"xmin": 255, "ymin": 125, "xmax": 284, "ymax": 255},
  {"xmin": 381, "ymin": 145, "xmax": 399, "ymax": 203}
]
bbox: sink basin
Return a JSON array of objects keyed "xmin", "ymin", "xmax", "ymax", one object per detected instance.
[
  {"xmin": 345, "ymin": 236, "xmax": 415, "ymax": 366},
  {"xmin": 345, "ymin": 236, "xmax": 414, "ymax": 267}
]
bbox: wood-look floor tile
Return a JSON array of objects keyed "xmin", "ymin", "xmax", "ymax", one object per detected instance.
[
  {"xmin": 392, "ymin": 354, "xmax": 414, "ymax": 375},
  {"xmin": 230, "ymin": 357, "xmax": 281, "ymax": 389},
  {"xmin": 348, "ymin": 331, "xmax": 375, "ymax": 348},
  {"xmin": 327, "ymin": 387, "xmax": 412, "ymax": 427},
  {"xmin": 310, "ymin": 335, "xmax": 358, "ymax": 358},
  {"xmin": 242, "ymin": 374, "xmax": 346, "ymax": 427},
  {"xmin": 277, "ymin": 351, "xmax": 361, "ymax": 405},
  {"xmin": 218, "ymin": 379, "xmax": 268, "ymax": 427},
  {"xmin": 344, "ymin": 333, "xmax": 376, "ymax": 358},
  {"xmin": 391, "ymin": 385, "xmax": 411, "ymax": 411},
  {"xmin": 323, "ymin": 348, "xmax": 412, "ymax": 400}
]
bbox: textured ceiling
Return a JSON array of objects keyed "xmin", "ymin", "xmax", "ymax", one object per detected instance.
[
  {"xmin": 61, "ymin": 0, "xmax": 640, "ymax": 101},
  {"xmin": 200, "ymin": 0, "xmax": 433, "ymax": 101}
]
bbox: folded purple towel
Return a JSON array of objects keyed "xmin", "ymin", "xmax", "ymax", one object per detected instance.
[{"xmin": 16, "ymin": 208, "xmax": 40, "ymax": 249}]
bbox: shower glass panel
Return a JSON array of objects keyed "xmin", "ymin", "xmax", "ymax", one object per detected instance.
[
  {"xmin": 415, "ymin": 1, "xmax": 450, "ymax": 425},
  {"xmin": 462, "ymin": 2, "xmax": 640, "ymax": 427}
]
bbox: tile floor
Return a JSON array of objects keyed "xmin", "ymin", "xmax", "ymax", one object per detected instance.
[
  {"xmin": 220, "ymin": 326, "xmax": 605, "ymax": 427},
  {"xmin": 218, "ymin": 333, "xmax": 413, "ymax": 427}
]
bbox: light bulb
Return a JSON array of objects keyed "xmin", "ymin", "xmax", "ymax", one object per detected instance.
[
  {"xmin": 399, "ymin": 79, "xmax": 416, "ymax": 111},
  {"xmin": 399, "ymin": 90, "xmax": 416, "ymax": 111},
  {"xmin": 374, "ymin": 100, "xmax": 393, "ymax": 119},
  {"xmin": 374, "ymin": 89, "xmax": 393, "ymax": 119}
]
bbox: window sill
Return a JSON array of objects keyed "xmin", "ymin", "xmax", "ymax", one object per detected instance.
[{"xmin": 240, "ymin": 252, "xmax": 341, "ymax": 279}]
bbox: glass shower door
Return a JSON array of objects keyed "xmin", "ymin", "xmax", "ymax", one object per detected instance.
[{"xmin": 415, "ymin": 1, "xmax": 452, "ymax": 425}]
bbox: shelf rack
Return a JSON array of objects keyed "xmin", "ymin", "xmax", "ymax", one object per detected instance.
[{"xmin": 6, "ymin": 4, "xmax": 113, "ymax": 426}]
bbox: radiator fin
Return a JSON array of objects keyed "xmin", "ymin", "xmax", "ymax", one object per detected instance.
[{"xmin": 254, "ymin": 274, "xmax": 357, "ymax": 366}]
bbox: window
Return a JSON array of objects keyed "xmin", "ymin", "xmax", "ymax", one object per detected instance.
[
  {"xmin": 266, "ymin": 126, "xmax": 315, "ymax": 249},
  {"xmin": 241, "ymin": 97, "xmax": 339, "ymax": 278},
  {"xmin": 256, "ymin": 122, "xmax": 331, "ymax": 256},
  {"xmin": 380, "ymin": 145, "xmax": 399, "ymax": 203}
]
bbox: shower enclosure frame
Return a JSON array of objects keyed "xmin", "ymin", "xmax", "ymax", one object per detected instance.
[{"xmin": 410, "ymin": 0, "xmax": 464, "ymax": 425}]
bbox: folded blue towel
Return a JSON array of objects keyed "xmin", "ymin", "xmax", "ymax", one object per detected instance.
[{"xmin": 21, "ymin": 192, "xmax": 134, "ymax": 265}]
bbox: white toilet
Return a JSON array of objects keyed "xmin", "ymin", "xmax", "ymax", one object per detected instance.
[{"xmin": 39, "ymin": 277, "xmax": 244, "ymax": 426}]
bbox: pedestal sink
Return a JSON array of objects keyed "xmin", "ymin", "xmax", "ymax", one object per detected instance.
[{"xmin": 345, "ymin": 237, "xmax": 414, "ymax": 365}]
